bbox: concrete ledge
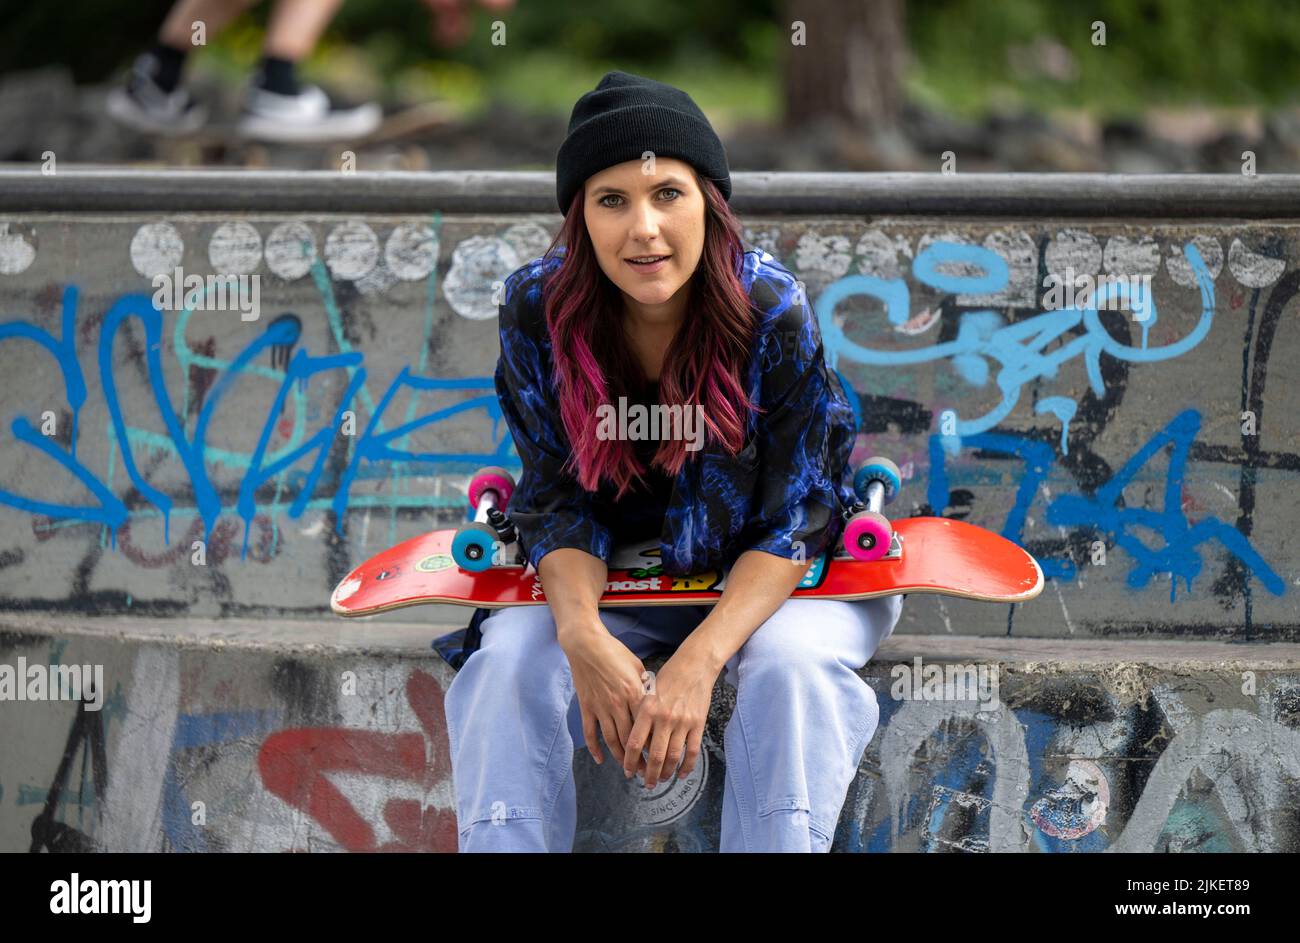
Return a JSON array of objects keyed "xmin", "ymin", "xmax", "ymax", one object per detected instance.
[
  {"xmin": 3, "ymin": 612, "xmax": 1299, "ymax": 666},
  {"xmin": 2, "ymin": 614, "xmax": 1298, "ymax": 852}
]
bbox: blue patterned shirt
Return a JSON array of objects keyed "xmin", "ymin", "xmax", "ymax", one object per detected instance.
[{"xmin": 493, "ymin": 244, "xmax": 859, "ymax": 576}]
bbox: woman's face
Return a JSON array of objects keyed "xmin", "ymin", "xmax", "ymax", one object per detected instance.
[{"xmin": 582, "ymin": 157, "xmax": 706, "ymax": 318}]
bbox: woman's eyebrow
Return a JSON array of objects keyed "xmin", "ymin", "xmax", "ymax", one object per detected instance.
[{"xmin": 591, "ymin": 176, "xmax": 691, "ymax": 196}]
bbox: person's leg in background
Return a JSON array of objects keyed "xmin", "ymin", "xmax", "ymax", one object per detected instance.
[
  {"xmin": 443, "ymin": 603, "xmax": 708, "ymax": 852},
  {"xmin": 158, "ymin": 0, "xmax": 257, "ymax": 51},
  {"xmin": 238, "ymin": 0, "xmax": 383, "ymax": 141},
  {"xmin": 718, "ymin": 594, "xmax": 903, "ymax": 852},
  {"xmin": 108, "ymin": 0, "xmax": 381, "ymax": 141},
  {"xmin": 107, "ymin": 0, "xmax": 255, "ymax": 134},
  {"xmin": 260, "ymin": 0, "xmax": 342, "ymax": 61}
]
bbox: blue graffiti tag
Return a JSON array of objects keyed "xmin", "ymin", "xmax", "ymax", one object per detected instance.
[
  {"xmin": 929, "ymin": 410, "xmax": 1284, "ymax": 601},
  {"xmin": 0, "ymin": 285, "xmax": 515, "ymax": 557},
  {"xmin": 817, "ymin": 241, "xmax": 1214, "ymax": 443}
]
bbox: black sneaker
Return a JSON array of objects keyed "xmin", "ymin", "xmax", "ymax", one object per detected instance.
[{"xmin": 106, "ymin": 52, "xmax": 208, "ymax": 135}]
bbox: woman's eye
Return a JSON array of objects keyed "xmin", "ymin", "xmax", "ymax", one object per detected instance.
[{"xmin": 598, "ymin": 189, "xmax": 677, "ymax": 208}]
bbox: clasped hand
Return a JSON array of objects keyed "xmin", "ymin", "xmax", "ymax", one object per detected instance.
[{"xmin": 562, "ymin": 625, "xmax": 716, "ymax": 789}]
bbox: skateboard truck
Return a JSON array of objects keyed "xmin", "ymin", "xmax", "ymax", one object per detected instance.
[
  {"xmin": 452, "ymin": 466, "xmax": 521, "ymax": 571},
  {"xmin": 842, "ymin": 456, "xmax": 902, "ymax": 562},
  {"xmin": 484, "ymin": 507, "xmax": 525, "ymax": 566}
]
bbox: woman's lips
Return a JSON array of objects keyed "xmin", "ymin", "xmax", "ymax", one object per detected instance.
[{"xmin": 625, "ymin": 255, "xmax": 670, "ymax": 273}]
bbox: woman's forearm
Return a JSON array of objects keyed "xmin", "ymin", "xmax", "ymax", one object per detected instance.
[
  {"xmin": 538, "ymin": 548, "xmax": 610, "ymax": 643},
  {"xmin": 675, "ymin": 549, "xmax": 810, "ymax": 674}
]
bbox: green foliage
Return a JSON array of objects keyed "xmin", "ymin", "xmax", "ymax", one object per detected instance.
[{"xmin": 907, "ymin": 0, "xmax": 1300, "ymax": 116}]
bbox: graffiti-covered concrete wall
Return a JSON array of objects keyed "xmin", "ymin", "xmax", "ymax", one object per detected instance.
[
  {"xmin": 1, "ymin": 171, "xmax": 1299, "ymax": 854},
  {"xmin": 1, "ymin": 177, "xmax": 1296, "ymax": 636}
]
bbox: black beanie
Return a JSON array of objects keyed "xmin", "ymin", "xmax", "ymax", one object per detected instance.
[{"xmin": 555, "ymin": 70, "xmax": 731, "ymax": 215}]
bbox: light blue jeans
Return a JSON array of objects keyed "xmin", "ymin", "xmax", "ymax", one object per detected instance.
[{"xmin": 443, "ymin": 594, "xmax": 904, "ymax": 852}]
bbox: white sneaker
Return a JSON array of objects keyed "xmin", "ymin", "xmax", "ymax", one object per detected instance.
[
  {"xmin": 237, "ymin": 84, "xmax": 382, "ymax": 143},
  {"xmin": 106, "ymin": 53, "xmax": 208, "ymax": 136}
]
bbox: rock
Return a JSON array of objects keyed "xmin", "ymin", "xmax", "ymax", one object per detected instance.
[{"xmin": 0, "ymin": 66, "xmax": 78, "ymax": 161}]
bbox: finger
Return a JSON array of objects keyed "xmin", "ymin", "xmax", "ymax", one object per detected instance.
[
  {"xmin": 611, "ymin": 707, "xmax": 647, "ymax": 775},
  {"xmin": 581, "ymin": 705, "xmax": 602, "ymax": 765},
  {"xmin": 596, "ymin": 712, "xmax": 624, "ymax": 766},
  {"xmin": 622, "ymin": 707, "xmax": 653, "ymax": 780},
  {"xmin": 663, "ymin": 725, "xmax": 689, "ymax": 782},
  {"xmin": 613, "ymin": 703, "xmax": 638, "ymax": 762},
  {"xmin": 678, "ymin": 727, "xmax": 703, "ymax": 779},
  {"xmin": 642, "ymin": 720, "xmax": 675, "ymax": 788}
]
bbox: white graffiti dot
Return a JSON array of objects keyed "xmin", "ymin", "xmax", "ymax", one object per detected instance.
[
  {"xmin": 743, "ymin": 227, "xmax": 780, "ymax": 256},
  {"xmin": 0, "ymin": 223, "xmax": 36, "ymax": 275},
  {"xmin": 130, "ymin": 222, "xmax": 184, "ymax": 279},
  {"xmin": 964, "ymin": 230, "xmax": 1036, "ymax": 306},
  {"xmin": 854, "ymin": 230, "xmax": 912, "ymax": 280},
  {"xmin": 501, "ymin": 222, "xmax": 553, "ymax": 265},
  {"xmin": 384, "ymin": 223, "xmax": 439, "ymax": 281},
  {"xmin": 1227, "ymin": 238, "xmax": 1285, "ymax": 288},
  {"xmin": 323, "ymin": 221, "xmax": 379, "ymax": 280},
  {"xmin": 443, "ymin": 235, "xmax": 520, "ymax": 320},
  {"xmin": 1103, "ymin": 235, "xmax": 1161, "ymax": 277},
  {"xmin": 1165, "ymin": 235, "xmax": 1223, "ymax": 287},
  {"xmin": 1045, "ymin": 229, "xmax": 1101, "ymax": 280},
  {"xmin": 795, "ymin": 231, "xmax": 852, "ymax": 278},
  {"xmin": 264, "ymin": 222, "xmax": 317, "ymax": 280},
  {"xmin": 916, "ymin": 231, "xmax": 984, "ymax": 286},
  {"xmin": 208, "ymin": 222, "xmax": 262, "ymax": 275}
]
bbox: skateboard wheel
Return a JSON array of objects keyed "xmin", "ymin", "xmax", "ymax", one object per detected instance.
[
  {"xmin": 843, "ymin": 510, "xmax": 893, "ymax": 561},
  {"xmin": 854, "ymin": 457, "xmax": 901, "ymax": 504},
  {"xmin": 468, "ymin": 467, "xmax": 515, "ymax": 510},
  {"xmin": 452, "ymin": 522, "xmax": 502, "ymax": 572}
]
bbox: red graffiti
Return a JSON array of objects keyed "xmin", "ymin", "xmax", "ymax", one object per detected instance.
[
  {"xmin": 30, "ymin": 514, "xmax": 99, "ymax": 542},
  {"xmin": 115, "ymin": 513, "xmax": 279, "ymax": 567},
  {"xmin": 257, "ymin": 669, "xmax": 456, "ymax": 852},
  {"xmin": 1180, "ymin": 483, "xmax": 1203, "ymax": 525}
]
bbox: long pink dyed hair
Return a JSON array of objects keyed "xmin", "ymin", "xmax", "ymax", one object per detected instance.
[{"xmin": 539, "ymin": 171, "xmax": 763, "ymax": 499}]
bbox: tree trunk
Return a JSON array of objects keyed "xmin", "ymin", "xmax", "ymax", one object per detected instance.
[{"xmin": 781, "ymin": 0, "xmax": 906, "ymax": 133}]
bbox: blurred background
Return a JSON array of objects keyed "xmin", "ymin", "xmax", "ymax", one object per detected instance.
[{"xmin": 4, "ymin": 0, "xmax": 1300, "ymax": 172}]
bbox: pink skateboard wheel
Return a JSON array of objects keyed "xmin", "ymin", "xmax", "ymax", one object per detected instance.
[
  {"xmin": 468, "ymin": 467, "xmax": 515, "ymax": 510},
  {"xmin": 843, "ymin": 510, "xmax": 893, "ymax": 562}
]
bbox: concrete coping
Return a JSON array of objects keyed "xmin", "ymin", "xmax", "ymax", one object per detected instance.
[
  {"xmin": 3, "ymin": 613, "xmax": 1299, "ymax": 669},
  {"xmin": 5, "ymin": 167, "xmax": 1300, "ymax": 217}
]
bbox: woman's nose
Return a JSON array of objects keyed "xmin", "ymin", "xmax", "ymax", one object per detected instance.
[{"xmin": 629, "ymin": 201, "xmax": 660, "ymax": 239}]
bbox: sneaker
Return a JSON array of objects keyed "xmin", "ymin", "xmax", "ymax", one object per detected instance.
[
  {"xmin": 236, "ymin": 84, "xmax": 382, "ymax": 143},
  {"xmin": 106, "ymin": 53, "xmax": 208, "ymax": 136}
]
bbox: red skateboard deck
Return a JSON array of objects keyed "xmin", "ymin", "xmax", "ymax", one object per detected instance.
[{"xmin": 330, "ymin": 516, "xmax": 1044, "ymax": 618}]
